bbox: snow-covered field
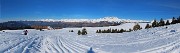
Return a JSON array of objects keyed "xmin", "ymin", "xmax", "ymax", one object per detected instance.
[{"xmin": 0, "ymin": 23, "xmax": 180, "ymax": 53}]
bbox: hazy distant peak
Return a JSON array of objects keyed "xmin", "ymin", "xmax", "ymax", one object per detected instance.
[{"xmin": 36, "ymin": 16, "xmax": 150, "ymax": 23}]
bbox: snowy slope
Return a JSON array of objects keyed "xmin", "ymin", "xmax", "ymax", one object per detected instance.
[{"xmin": 0, "ymin": 23, "xmax": 180, "ymax": 53}]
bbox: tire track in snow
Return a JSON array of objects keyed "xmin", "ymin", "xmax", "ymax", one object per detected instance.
[
  {"xmin": 2, "ymin": 32, "xmax": 42, "ymax": 53},
  {"xmin": 42, "ymin": 35, "xmax": 91, "ymax": 53},
  {"xmin": 47, "ymin": 40, "xmax": 61, "ymax": 53},
  {"xmin": 57, "ymin": 36, "xmax": 72, "ymax": 53},
  {"xmin": 58, "ymin": 35, "xmax": 108, "ymax": 53},
  {"xmin": 123, "ymin": 27, "xmax": 178, "ymax": 45},
  {"xmin": 3, "ymin": 37, "xmax": 34, "ymax": 53},
  {"xmin": 42, "ymin": 37, "xmax": 69, "ymax": 53},
  {"xmin": 22, "ymin": 37, "xmax": 41, "ymax": 53},
  {"xmin": 106, "ymin": 31, "xmax": 178, "ymax": 46},
  {"xmin": 135, "ymin": 33, "xmax": 180, "ymax": 53},
  {"xmin": 61, "ymin": 39, "xmax": 85, "ymax": 53},
  {"xmin": 43, "ymin": 37, "xmax": 60, "ymax": 53},
  {"xmin": 58, "ymin": 36, "xmax": 88, "ymax": 53},
  {"xmin": 57, "ymin": 37, "xmax": 78, "ymax": 53}
]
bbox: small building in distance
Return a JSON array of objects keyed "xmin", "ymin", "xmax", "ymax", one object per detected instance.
[
  {"xmin": 47, "ymin": 26, "xmax": 54, "ymax": 30},
  {"xmin": 31, "ymin": 25, "xmax": 48, "ymax": 29}
]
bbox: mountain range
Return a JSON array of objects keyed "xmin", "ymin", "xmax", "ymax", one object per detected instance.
[{"xmin": 0, "ymin": 17, "xmax": 150, "ymax": 30}]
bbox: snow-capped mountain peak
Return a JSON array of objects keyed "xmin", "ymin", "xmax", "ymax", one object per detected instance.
[{"xmin": 37, "ymin": 16, "xmax": 150, "ymax": 23}]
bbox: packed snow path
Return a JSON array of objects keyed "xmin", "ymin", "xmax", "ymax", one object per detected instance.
[{"xmin": 0, "ymin": 23, "xmax": 180, "ymax": 53}]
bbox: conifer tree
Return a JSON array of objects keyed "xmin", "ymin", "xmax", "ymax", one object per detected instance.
[
  {"xmin": 96, "ymin": 30, "xmax": 98, "ymax": 33},
  {"xmin": 171, "ymin": 17, "xmax": 176, "ymax": 24},
  {"xmin": 77, "ymin": 30, "xmax": 81, "ymax": 35},
  {"xmin": 98, "ymin": 29, "xmax": 102, "ymax": 33},
  {"xmin": 107, "ymin": 28, "xmax": 111, "ymax": 33},
  {"xmin": 114, "ymin": 29, "xmax": 118, "ymax": 33},
  {"xmin": 104, "ymin": 30, "xmax": 108, "ymax": 33},
  {"xmin": 133, "ymin": 23, "xmax": 141, "ymax": 31},
  {"xmin": 177, "ymin": 16, "xmax": 180, "ymax": 23},
  {"xmin": 111, "ymin": 29, "xmax": 115, "ymax": 33},
  {"xmin": 152, "ymin": 19, "xmax": 158, "ymax": 27},
  {"xmin": 129, "ymin": 28, "xmax": 132, "ymax": 32},
  {"xmin": 120, "ymin": 29, "xmax": 124, "ymax": 33},
  {"xmin": 102, "ymin": 30, "xmax": 106, "ymax": 33},
  {"xmin": 82, "ymin": 28, "xmax": 87, "ymax": 35},
  {"xmin": 117, "ymin": 29, "xmax": 120, "ymax": 33},
  {"xmin": 71, "ymin": 30, "xmax": 74, "ymax": 32},
  {"xmin": 165, "ymin": 20, "xmax": 170, "ymax": 25},
  {"xmin": 145, "ymin": 23, "xmax": 151, "ymax": 29},
  {"xmin": 159, "ymin": 18, "xmax": 165, "ymax": 26}
]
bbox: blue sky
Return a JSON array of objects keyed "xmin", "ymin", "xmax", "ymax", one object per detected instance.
[{"xmin": 1, "ymin": 0, "xmax": 180, "ymax": 22}]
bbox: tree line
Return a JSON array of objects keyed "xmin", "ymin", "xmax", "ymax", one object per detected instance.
[
  {"xmin": 96, "ymin": 16, "xmax": 180, "ymax": 33},
  {"xmin": 145, "ymin": 16, "xmax": 180, "ymax": 29},
  {"xmin": 96, "ymin": 28, "xmax": 132, "ymax": 33},
  {"xmin": 72, "ymin": 16, "xmax": 180, "ymax": 34}
]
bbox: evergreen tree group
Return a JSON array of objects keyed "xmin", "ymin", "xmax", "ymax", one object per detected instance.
[
  {"xmin": 165, "ymin": 20, "xmax": 170, "ymax": 25},
  {"xmin": 96, "ymin": 28, "xmax": 131, "ymax": 33},
  {"xmin": 133, "ymin": 23, "xmax": 141, "ymax": 31},
  {"xmin": 77, "ymin": 30, "xmax": 81, "ymax": 35},
  {"xmin": 177, "ymin": 16, "xmax": 180, "ymax": 23},
  {"xmin": 152, "ymin": 19, "xmax": 158, "ymax": 27},
  {"xmin": 69, "ymin": 30, "xmax": 74, "ymax": 32},
  {"xmin": 96, "ymin": 16, "xmax": 180, "ymax": 33},
  {"xmin": 171, "ymin": 17, "xmax": 176, "ymax": 24},
  {"xmin": 159, "ymin": 18, "xmax": 165, "ymax": 26},
  {"xmin": 146, "ymin": 16, "xmax": 180, "ymax": 29},
  {"xmin": 170, "ymin": 16, "xmax": 180, "ymax": 24},
  {"xmin": 77, "ymin": 28, "xmax": 87, "ymax": 35},
  {"xmin": 145, "ymin": 24, "xmax": 151, "ymax": 29}
]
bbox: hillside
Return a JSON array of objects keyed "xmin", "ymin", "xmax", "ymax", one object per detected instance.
[{"xmin": 0, "ymin": 23, "xmax": 180, "ymax": 53}]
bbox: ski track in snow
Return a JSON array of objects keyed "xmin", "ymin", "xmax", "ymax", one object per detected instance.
[{"xmin": 0, "ymin": 23, "xmax": 180, "ymax": 53}]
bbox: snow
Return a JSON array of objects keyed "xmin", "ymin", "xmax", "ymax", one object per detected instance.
[
  {"xmin": 37, "ymin": 17, "xmax": 149, "ymax": 23},
  {"xmin": 0, "ymin": 23, "xmax": 180, "ymax": 53}
]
